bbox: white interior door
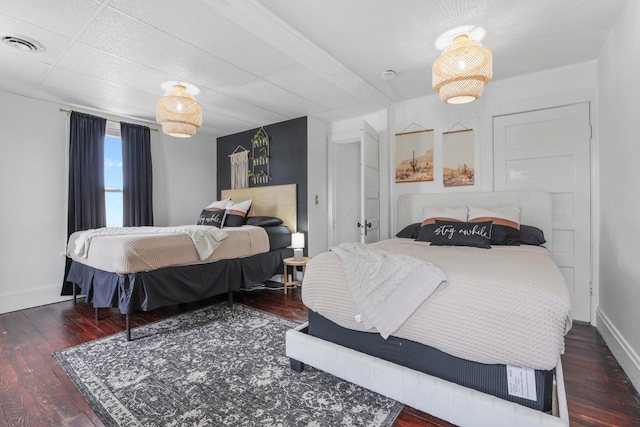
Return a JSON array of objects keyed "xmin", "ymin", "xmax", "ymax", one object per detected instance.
[
  {"xmin": 333, "ymin": 141, "xmax": 361, "ymax": 245},
  {"xmin": 331, "ymin": 121, "xmax": 380, "ymax": 246},
  {"xmin": 361, "ymin": 121, "xmax": 380, "ymax": 244},
  {"xmin": 493, "ymin": 103, "xmax": 592, "ymax": 322}
]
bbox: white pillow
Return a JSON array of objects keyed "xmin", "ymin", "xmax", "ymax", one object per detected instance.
[
  {"xmin": 468, "ymin": 205, "xmax": 521, "ymax": 245},
  {"xmin": 467, "ymin": 205, "xmax": 520, "ymax": 225},
  {"xmin": 204, "ymin": 198, "xmax": 231, "ymax": 211},
  {"xmin": 421, "ymin": 206, "xmax": 467, "ymax": 226}
]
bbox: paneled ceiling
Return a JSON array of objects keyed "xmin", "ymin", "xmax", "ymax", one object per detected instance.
[{"xmin": 0, "ymin": 0, "xmax": 626, "ymax": 138}]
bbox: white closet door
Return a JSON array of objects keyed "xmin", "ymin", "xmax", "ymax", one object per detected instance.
[{"xmin": 494, "ymin": 103, "xmax": 592, "ymax": 322}]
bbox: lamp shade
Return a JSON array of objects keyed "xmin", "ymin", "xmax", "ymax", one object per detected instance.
[
  {"xmin": 291, "ymin": 232, "xmax": 305, "ymax": 249},
  {"xmin": 156, "ymin": 84, "xmax": 202, "ymax": 137},
  {"xmin": 432, "ymin": 35, "xmax": 492, "ymax": 104}
]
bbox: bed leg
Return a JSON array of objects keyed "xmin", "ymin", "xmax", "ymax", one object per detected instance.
[
  {"xmin": 95, "ymin": 307, "xmax": 99, "ymax": 321},
  {"xmin": 125, "ymin": 314, "xmax": 131, "ymax": 341},
  {"xmin": 290, "ymin": 358, "xmax": 305, "ymax": 372},
  {"xmin": 227, "ymin": 291, "xmax": 233, "ymax": 307}
]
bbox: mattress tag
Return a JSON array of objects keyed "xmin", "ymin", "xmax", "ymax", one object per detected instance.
[
  {"xmin": 354, "ymin": 314, "xmax": 363, "ymax": 323},
  {"xmin": 506, "ymin": 365, "xmax": 537, "ymax": 401}
]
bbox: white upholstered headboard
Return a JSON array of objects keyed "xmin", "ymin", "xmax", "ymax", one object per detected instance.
[{"xmin": 397, "ymin": 190, "xmax": 553, "ymax": 250}]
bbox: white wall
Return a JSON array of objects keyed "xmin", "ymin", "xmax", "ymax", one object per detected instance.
[
  {"xmin": 596, "ymin": 0, "xmax": 640, "ymax": 393},
  {"xmin": 152, "ymin": 130, "xmax": 218, "ymax": 227},
  {"xmin": 0, "ymin": 91, "xmax": 217, "ymax": 314},
  {"xmin": 0, "ymin": 92, "xmax": 70, "ymax": 313},
  {"xmin": 391, "ymin": 62, "xmax": 599, "ymax": 224}
]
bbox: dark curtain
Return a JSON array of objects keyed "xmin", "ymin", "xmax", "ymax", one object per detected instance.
[
  {"xmin": 121, "ymin": 122, "xmax": 154, "ymax": 227},
  {"xmin": 62, "ymin": 112, "xmax": 107, "ymax": 295}
]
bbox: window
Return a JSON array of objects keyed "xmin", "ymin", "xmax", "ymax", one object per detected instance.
[{"xmin": 105, "ymin": 124, "xmax": 123, "ymax": 227}]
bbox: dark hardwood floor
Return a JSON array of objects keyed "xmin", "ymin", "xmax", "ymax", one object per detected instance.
[{"xmin": 0, "ymin": 288, "xmax": 638, "ymax": 426}]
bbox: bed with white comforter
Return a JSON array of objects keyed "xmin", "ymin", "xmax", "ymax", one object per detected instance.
[
  {"xmin": 286, "ymin": 190, "xmax": 573, "ymax": 427},
  {"xmin": 303, "ymin": 238, "xmax": 571, "ymax": 371}
]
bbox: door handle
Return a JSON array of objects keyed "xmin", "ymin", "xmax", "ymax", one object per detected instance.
[{"xmin": 357, "ymin": 221, "xmax": 372, "ymax": 236}]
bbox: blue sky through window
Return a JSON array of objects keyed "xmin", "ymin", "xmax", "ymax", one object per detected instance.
[{"xmin": 105, "ymin": 136, "xmax": 123, "ymax": 227}]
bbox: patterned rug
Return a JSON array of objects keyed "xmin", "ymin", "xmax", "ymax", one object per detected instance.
[{"xmin": 54, "ymin": 303, "xmax": 402, "ymax": 426}]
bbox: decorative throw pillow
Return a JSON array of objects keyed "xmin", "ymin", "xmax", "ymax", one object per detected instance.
[
  {"xmin": 415, "ymin": 206, "xmax": 467, "ymax": 242},
  {"xmin": 223, "ymin": 199, "xmax": 252, "ymax": 227},
  {"xmin": 468, "ymin": 205, "xmax": 521, "ymax": 246},
  {"xmin": 430, "ymin": 220, "xmax": 493, "ymax": 249},
  {"xmin": 245, "ymin": 216, "xmax": 283, "ymax": 227},
  {"xmin": 204, "ymin": 198, "xmax": 231, "ymax": 211},
  {"xmin": 520, "ymin": 225, "xmax": 547, "ymax": 246},
  {"xmin": 196, "ymin": 209, "xmax": 226, "ymax": 228},
  {"xmin": 396, "ymin": 223, "xmax": 421, "ymax": 239}
]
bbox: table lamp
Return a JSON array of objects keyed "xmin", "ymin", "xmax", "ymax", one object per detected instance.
[{"xmin": 292, "ymin": 232, "xmax": 304, "ymax": 261}]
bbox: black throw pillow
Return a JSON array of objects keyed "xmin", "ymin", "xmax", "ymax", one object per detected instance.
[
  {"xmin": 430, "ymin": 220, "xmax": 493, "ymax": 249},
  {"xmin": 519, "ymin": 225, "xmax": 547, "ymax": 246},
  {"xmin": 396, "ymin": 223, "xmax": 421, "ymax": 239},
  {"xmin": 490, "ymin": 225, "xmax": 521, "ymax": 246},
  {"xmin": 246, "ymin": 216, "xmax": 283, "ymax": 227}
]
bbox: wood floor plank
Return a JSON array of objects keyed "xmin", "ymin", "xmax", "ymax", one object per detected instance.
[{"xmin": 0, "ymin": 288, "xmax": 638, "ymax": 426}]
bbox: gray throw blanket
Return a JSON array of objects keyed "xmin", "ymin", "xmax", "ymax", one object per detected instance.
[{"xmin": 331, "ymin": 242, "xmax": 448, "ymax": 339}]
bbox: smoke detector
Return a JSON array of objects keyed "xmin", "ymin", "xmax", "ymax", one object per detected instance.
[
  {"xmin": 2, "ymin": 34, "xmax": 45, "ymax": 52},
  {"xmin": 379, "ymin": 70, "xmax": 397, "ymax": 81}
]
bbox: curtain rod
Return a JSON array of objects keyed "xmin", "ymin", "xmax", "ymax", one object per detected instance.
[{"xmin": 59, "ymin": 108, "xmax": 158, "ymax": 132}]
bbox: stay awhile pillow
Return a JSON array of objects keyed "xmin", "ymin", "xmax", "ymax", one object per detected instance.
[
  {"xmin": 468, "ymin": 205, "xmax": 520, "ymax": 246},
  {"xmin": 416, "ymin": 206, "xmax": 467, "ymax": 242},
  {"xmin": 430, "ymin": 220, "xmax": 493, "ymax": 249},
  {"xmin": 196, "ymin": 209, "xmax": 226, "ymax": 228},
  {"xmin": 223, "ymin": 199, "xmax": 252, "ymax": 227}
]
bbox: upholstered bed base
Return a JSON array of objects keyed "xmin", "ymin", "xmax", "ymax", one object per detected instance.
[
  {"xmin": 306, "ymin": 310, "xmax": 554, "ymax": 412},
  {"xmin": 286, "ymin": 322, "xmax": 569, "ymax": 427}
]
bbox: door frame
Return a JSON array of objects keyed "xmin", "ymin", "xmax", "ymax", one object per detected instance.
[{"xmin": 328, "ymin": 129, "xmax": 361, "ymax": 248}]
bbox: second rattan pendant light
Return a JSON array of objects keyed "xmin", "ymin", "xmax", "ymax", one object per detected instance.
[
  {"xmin": 156, "ymin": 84, "xmax": 202, "ymax": 138},
  {"xmin": 432, "ymin": 35, "xmax": 492, "ymax": 104}
]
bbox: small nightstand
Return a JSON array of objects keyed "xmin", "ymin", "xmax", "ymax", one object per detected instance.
[{"xmin": 283, "ymin": 257, "xmax": 311, "ymax": 294}]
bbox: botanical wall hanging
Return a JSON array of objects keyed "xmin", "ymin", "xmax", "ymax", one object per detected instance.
[{"xmin": 249, "ymin": 127, "xmax": 270, "ymax": 184}]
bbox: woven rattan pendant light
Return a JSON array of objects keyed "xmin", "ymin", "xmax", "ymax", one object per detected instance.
[
  {"xmin": 156, "ymin": 84, "xmax": 202, "ymax": 138},
  {"xmin": 432, "ymin": 35, "xmax": 492, "ymax": 104}
]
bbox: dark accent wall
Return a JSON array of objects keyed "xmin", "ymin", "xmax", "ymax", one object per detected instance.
[{"xmin": 216, "ymin": 117, "xmax": 308, "ymax": 236}]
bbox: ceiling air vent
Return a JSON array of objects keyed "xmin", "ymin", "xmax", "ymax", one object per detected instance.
[{"xmin": 2, "ymin": 35, "xmax": 45, "ymax": 52}]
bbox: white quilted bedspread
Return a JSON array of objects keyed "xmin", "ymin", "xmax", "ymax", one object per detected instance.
[
  {"xmin": 67, "ymin": 226, "xmax": 269, "ymax": 275},
  {"xmin": 302, "ymin": 238, "xmax": 573, "ymax": 370}
]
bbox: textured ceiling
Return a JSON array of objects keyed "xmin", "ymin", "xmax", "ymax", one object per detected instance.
[{"xmin": 0, "ymin": 0, "xmax": 626, "ymax": 138}]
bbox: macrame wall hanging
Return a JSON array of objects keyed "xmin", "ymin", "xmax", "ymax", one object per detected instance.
[{"xmin": 229, "ymin": 146, "xmax": 249, "ymax": 189}]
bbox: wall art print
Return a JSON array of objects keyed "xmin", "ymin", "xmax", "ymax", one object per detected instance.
[
  {"xmin": 443, "ymin": 129, "xmax": 474, "ymax": 187},
  {"xmin": 395, "ymin": 129, "xmax": 434, "ymax": 183}
]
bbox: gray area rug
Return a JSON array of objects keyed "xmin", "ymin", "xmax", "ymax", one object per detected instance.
[{"xmin": 54, "ymin": 303, "xmax": 402, "ymax": 426}]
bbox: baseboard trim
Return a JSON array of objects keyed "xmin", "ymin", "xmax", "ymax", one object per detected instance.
[
  {"xmin": 596, "ymin": 307, "xmax": 640, "ymax": 394},
  {"xmin": 0, "ymin": 285, "xmax": 73, "ymax": 314}
]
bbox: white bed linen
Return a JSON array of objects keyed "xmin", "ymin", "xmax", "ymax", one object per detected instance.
[
  {"xmin": 67, "ymin": 225, "xmax": 269, "ymax": 275},
  {"xmin": 73, "ymin": 225, "xmax": 227, "ymax": 260},
  {"xmin": 302, "ymin": 238, "xmax": 572, "ymax": 370}
]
